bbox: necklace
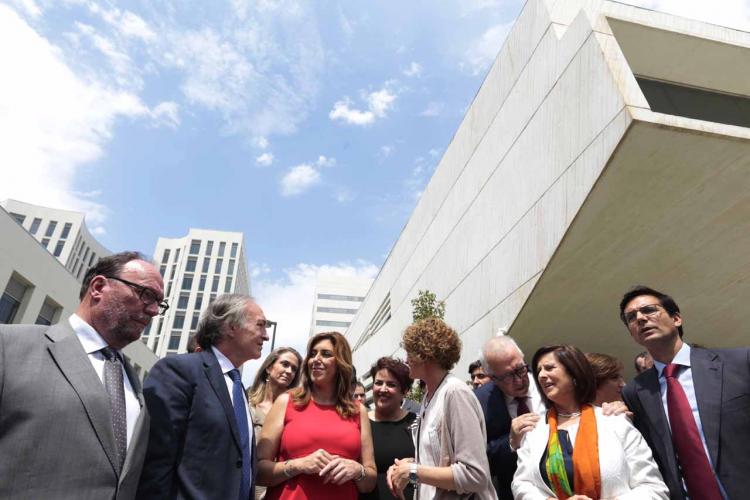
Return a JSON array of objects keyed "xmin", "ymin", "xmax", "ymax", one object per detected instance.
[{"xmin": 557, "ymin": 410, "xmax": 581, "ymax": 418}]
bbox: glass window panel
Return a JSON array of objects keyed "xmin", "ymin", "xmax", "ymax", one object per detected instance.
[
  {"xmin": 173, "ymin": 313, "xmax": 185, "ymax": 329},
  {"xmin": 159, "ymin": 265, "xmax": 167, "ymax": 277},
  {"xmin": 53, "ymin": 240, "xmax": 65, "ymax": 257},
  {"xmin": 0, "ymin": 294, "xmax": 21, "ymax": 324},
  {"xmin": 194, "ymin": 294, "xmax": 203, "ymax": 310},
  {"xmin": 215, "ymin": 259, "xmax": 223, "ymax": 274},
  {"xmin": 181, "ymin": 275, "xmax": 193, "ymax": 291},
  {"xmin": 228, "ymin": 260, "xmax": 235, "ymax": 274},
  {"xmin": 199, "ymin": 275, "xmax": 207, "ymax": 290},
  {"xmin": 202, "ymin": 257, "xmax": 210, "ymax": 273},
  {"xmin": 189, "ymin": 240, "xmax": 201, "ymax": 255},
  {"xmin": 162, "ymin": 249, "xmax": 171, "ymax": 263},
  {"xmin": 45, "ymin": 220, "xmax": 57, "ymax": 237},
  {"xmin": 177, "ymin": 294, "xmax": 189, "ymax": 309},
  {"xmin": 206, "ymin": 241, "xmax": 214, "ymax": 255},
  {"xmin": 224, "ymin": 277, "xmax": 232, "ymax": 293},
  {"xmin": 60, "ymin": 222, "xmax": 72, "ymax": 239},
  {"xmin": 168, "ymin": 333, "xmax": 181, "ymax": 350},
  {"xmin": 29, "ymin": 218, "xmax": 42, "ymax": 234},
  {"xmin": 41, "ymin": 238, "xmax": 50, "ymax": 249},
  {"xmin": 186, "ymin": 257, "xmax": 197, "ymax": 272},
  {"xmin": 218, "ymin": 242, "xmax": 226, "ymax": 257},
  {"xmin": 10, "ymin": 213, "xmax": 25, "ymax": 225},
  {"xmin": 191, "ymin": 313, "xmax": 200, "ymax": 330},
  {"xmin": 211, "ymin": 276, "xmax": 219, "ymax": 292},
  {"xmin": 230, "ymin": 243, "xmax": 238, "ymax": 258}
]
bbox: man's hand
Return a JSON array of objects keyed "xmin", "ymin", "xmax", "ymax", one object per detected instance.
[
  {"xmin": 510, "ymin": 413, "xmax": 540, "ymax": 451},
  {"xmin": 293, "ymin": 449, "xmax": 337, "ymax": 475},
  {"xmin": 601, "ymin": 400, "xmax": 633, "ymax": 420}
]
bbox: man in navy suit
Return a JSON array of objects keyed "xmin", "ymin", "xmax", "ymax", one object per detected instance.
[
  {"xmin": 474, "ymin": 335, "xmax": 543, "ymax": 500},
  {"xmin": 137, "ymin": 294, "xmax": 269, "ymax": 499},
  {"xmin": 620, "ymin": 285, "xmax": 750, "ymax": 500}
]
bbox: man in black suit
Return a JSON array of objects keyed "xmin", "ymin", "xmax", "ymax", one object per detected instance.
[
  {"xmin": 137, "ymin": 294, "xmax": 269, "ymax": 499},
  {"xmin": 620, "ymin": 285, "xmax": 750, "ymax": 500},
  {"xmin": 474, "ymin": 335, "xmax": 543, "ymax": 500}
]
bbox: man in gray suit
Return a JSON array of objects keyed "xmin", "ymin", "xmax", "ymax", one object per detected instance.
[{"xmin": 0, "ymin": 251, "xmax": 165, "ymax": 500}]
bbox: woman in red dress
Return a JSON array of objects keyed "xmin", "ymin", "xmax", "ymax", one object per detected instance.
[{"xmin": 258, "ymin": 331, "xmax": 376, "ymax": 499}]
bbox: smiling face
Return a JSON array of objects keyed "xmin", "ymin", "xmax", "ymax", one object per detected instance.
[
  {"xmin": 624, "ymin": 294, "xmax": 682, "ymax": 349},
  {"xmin": 536, "ymin": 352, "xmax": 576, "ymax": 408},
  {"xmin": 267, "ymin": 351, "xmax": 300, "ymax": 389},
  {"xmin": 372, "ymin": 368, "xmax": 406, "ymax": 415},
  {"xmin": 308, "ymin": 338, "xmax": 337, "ymax": 387}
]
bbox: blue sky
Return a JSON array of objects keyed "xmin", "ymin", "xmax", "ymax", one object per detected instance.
[{"xmin": 2, "ymin": 0, "xmax": 749, "ymax": 372}]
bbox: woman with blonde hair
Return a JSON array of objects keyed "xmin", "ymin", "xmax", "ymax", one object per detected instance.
[{"xmin": 258, "ymin": 331, "xmax": 376, "ymax": 499}]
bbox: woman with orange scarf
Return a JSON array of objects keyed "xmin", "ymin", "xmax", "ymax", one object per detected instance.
[{"xmin": 512, "ymin": 345, "xmax": 668, "ymax": 500}]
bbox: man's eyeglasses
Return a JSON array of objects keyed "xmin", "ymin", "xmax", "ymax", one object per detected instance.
[
  {"xmin": 490, "ymin": 364, "xmax": 529, "ymax": 384},
  {"xmin": 106, "ymin": 276, "xmax": 169, "ymax": 315},
  {"xmin": 622, "ymin": 304, "xmax": 663, "ymax": 325}
]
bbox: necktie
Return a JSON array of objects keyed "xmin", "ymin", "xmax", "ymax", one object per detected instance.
[
  {"xmin": 101, "ymin": 347, "xmax": 127, "ymax": 468},
  {"xmin": 229, "ymin": 369, "xmax": 251, "ymax": 500},
  {"xmin": 663, "ymin": 363, "xmax": 722, "ymax": 500},
  {"xmin": 516, "ymin": 396, "xmax": 530, "ymax": 416}
]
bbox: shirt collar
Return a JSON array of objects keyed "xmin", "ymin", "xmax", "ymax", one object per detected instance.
[
  {"xmin": 68, "ymin": 313, "xmax": 111, "ymax": 355},
  {"xmin": 503, "ymin": 373, "xmax": 536, "ymax": 406},
  {"xmin": 211, "ymin": 345, "xmax": 236, "ymax": 374},
  {"xmin": 654, "ymin": 341, "xmax": 692, "ymax": 378}
]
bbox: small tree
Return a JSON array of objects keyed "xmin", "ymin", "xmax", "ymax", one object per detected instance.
[{"xmin": 410, "ymin": 289, "xmax": 445, "ymax": 322}]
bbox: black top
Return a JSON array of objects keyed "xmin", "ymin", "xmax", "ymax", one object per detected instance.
[
  {"xmin": 540, "ymin": 429, "xmax": 575, "ymax": 492},
  {"xmin": 360, "ymin": 412, "xmax": 417, "ymax": 500}
]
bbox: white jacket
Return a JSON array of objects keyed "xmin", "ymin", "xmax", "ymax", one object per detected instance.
[{"xmin": 511, "ymin": 406, "xmax": 668, "ymax": 500}]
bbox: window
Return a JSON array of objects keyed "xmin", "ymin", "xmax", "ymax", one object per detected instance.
[
  {"xmin": 29, "ymin": 217, "xmax": 41, "ymax": 234},
  {"xmin": 173, "ymin": 313, "xmax": 185, "ymax": 329},
  {"xmin": 53, "ymin": 240, "xmax": 65, "ymax": 257},
  {"xmin": 177, "ymin": 294, "xmax": 189, "ymax": 309},
  {"xmin": 199, "ymin": 275, "xmax": 207, "ymax": 290},
  {"xmin": 202, "ymin": 257, "xmax": 210, "ymax": 273},
  {"xmin": 215, "ymin": 258, "xmax": 223, "ymax": 274},
  {"xmin": 82, "ymin": 247, "xmax": 89, "ymax": 261},
  {"xmin": 218, "ymin": 242, "xmax": 226, "ymax": 257},
  {"xmin": 60, "ymin": 222, "xmax": 72, "ymax": 239},
  {"xmin": 189, "ymin": 239, "xmax": 201, "ymax": 255},
  {"xmin": 206, "ymin": 241, "xmax": 214, "ymax": 255},
  {"xmin": 41, "ymin": 238, "xmax": 50, "ymax": 248},
  {"xmin": 209, "ymin": 293, "xmax": 217, "ymax": 304},
  {"xmin": 316, "ymin": 306, "xmax": 359, "ymax": 314},
  {"xmin": 174, "ymin": 249, "xmax": 181, "ymax": 261},
  {"xmin": 191, "ymin": 312, "xmax": 200, "ymax": 330},
  {"xmin": 45, "ymin": 220, "xmax": 57, "ymax": 237},
  {"xmin": 76, "ymin": 263, "xmax": 84, "ymax": 280},
  {"xmin": 211, "ymin": 276, "xmax": 219, "ymax": 292},
  {"xmin": 35, "ymin": 299, "xmax": 59, "ymax": 326},
  {"xmin": 228, "ymin": 260, "xmax": 235, "ymax": 274},
  {"xmin": 10, "ymin": 213, "xmax": 25, "ymax": 225},
  {"xmin": 317, "ymin": 293, "xmax": 365, "ymax": 302},
  {"xmin": 186, "ymin": 257, "xmax": 197, "ymax": 272},
  {"xmin": 159, "ymin": 265, "xmax": 167, "ymax": 277},
  {"xmin": 1, "ymin": 276, "xmax": 28, "ymax": 324},
  {"xmin": 88, "ymin": 252, "xmax": 96, "ymax": 266},
  {"xmin": 194, "ymin": 294, "xmax": 203, "ymax": 310},
  {"xmin": 181, "ymin": 275, "xmax": 193, "ymax": 291},
  {"xmin": 169, "ymin": 264, "xmax": 177, "ymax": 280},
  {"xmin": 162, "ymin": 249, "xmax": 171, "ymax": 264},
  {"xmin": 165, "ymin": 282, "xmax": 173, "ymax": 297},
  {"xmin": 315, "ymin": 320, "xmax": 351, "ymax": 328},
  {"xmin": 230, "ymin": 242, "xmax": 238, "ymax": 258},
  {"xmin": 168, "ymin": 333, "xmax": 181, "ymax": 350},
  {"xmin": 224, "ymin": 277, "xmax": 232, "ymax": 293}
]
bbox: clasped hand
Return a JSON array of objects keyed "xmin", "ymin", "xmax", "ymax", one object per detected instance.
[
  {"xmin": 386, "ymin": 457, "xmax": 413, "ymax": 500},
  {"xmin": 293, "ymin": 448, "xmax": 361, "ymax": 485}
]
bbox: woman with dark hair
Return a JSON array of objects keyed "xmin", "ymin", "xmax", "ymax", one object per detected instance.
[
  {"xmin": 512, "ymin": 345, "xmax": 667, "ymax": 499},
  {"xmin": 387, "ymin": 318, "xmax": 496, "ymax": 500},
  {"xmin": 361, "ymin": 357, "xmax": 416, "ymax": 500},
  {"xmin": 247, "ymin": 347, "xmax": 303, "ymax": 499},
  {"xmin": 585, "ymin": 352, "xmax": 625, "ymax": 406},
  {"xmin": 258, "ymin": 331, "xmax": 376, "ymax": 499}
]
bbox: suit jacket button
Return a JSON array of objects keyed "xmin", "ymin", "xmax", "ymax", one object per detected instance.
[{"xmin": 236, "ymin": 459, "xmax": 242, "ymax": 468}]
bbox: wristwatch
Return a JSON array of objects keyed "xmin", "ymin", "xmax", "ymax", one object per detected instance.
[{"xmin": 409, "ymin": 463, "xmax": 419, "ymax": 486}]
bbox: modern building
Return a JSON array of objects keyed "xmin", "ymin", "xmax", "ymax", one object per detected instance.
[
  {"xmin": 0, "ymin": 203, "xmax": 157, "ymax": 374},
  {"xmin": 309, "ymin": 275, "xmax": 373, "ymax": 336},
  {"xmin": 143, "ymin": 229, "xmax": 250, "ymax": 357},
  {"xmin": 0, "ymin": 199, "xmax": 111, "ymax": 281},
  {"xmin": 347, "ymin": 0, "xmax": 750, "ymax": 377}
]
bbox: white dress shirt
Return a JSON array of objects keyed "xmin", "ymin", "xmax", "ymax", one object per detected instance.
[
  {"xmin": 68, "ymin": 314, "xmax": 140, "ymax": 447},
  {"xmin": 210, "ymin": 346, "xmax": 254, "ymax": 445},
  {"xmin": 504, "ymin": 374, "xmax": 545, "ymax": 419}
]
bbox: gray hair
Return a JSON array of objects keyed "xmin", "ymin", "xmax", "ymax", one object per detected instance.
[
  {"xmin": 480, "ymin": 333, "xmax": 524, "ymax": 376},
  {"xmin": 196, "ymin": 294, "xmax": 256, "ymax": 349}
]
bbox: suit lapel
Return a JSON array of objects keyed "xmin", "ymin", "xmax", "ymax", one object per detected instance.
[
  {"xmin": 635, "ymin": 368, "xmax": 681, "ymax": 478},
  {"xmin": 201, "ymin": 350, "xmax": 242, "ymax": 451},
  {"xmin": 691, "ymin": 348, "xmax": 722, "ymax": 467},
  {"xmin": 46, "ymin": 323, "xmax": 120, "ymax": 476}
]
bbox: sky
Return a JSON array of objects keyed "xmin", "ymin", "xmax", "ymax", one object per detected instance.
[{"xmin": 2, "ymin": 0, "xmax": 749, "ymax": 379}]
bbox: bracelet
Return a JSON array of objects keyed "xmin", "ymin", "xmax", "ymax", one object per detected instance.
[
  {"xmin": 282, "ymin": 459, "xmax": 293, "ymax": 478},
  {"xmin": 354, "ymin": 463, "xmax": 365, "ymax": 482}
]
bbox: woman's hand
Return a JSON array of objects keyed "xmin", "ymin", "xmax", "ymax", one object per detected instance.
[
  {"xmin": 292, "ymin": 449, "xmax": 337, "ymax": 475},
  {"xmin": 320, "ymin": 457, "xmax": 363, "ymax": 485},
  {"xmin": 386, "ymin": 458, "xmax": 414, "ymax": 498}
]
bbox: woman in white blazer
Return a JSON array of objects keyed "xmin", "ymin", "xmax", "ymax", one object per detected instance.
[{"xmin": 512, "ymin": 345, "xmax": 668, "ymax": 500}]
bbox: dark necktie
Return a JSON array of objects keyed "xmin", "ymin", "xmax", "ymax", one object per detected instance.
[
  {"xmin": 663, "ymin": 363, "xmax": 722, "ymax": 500},
  {"xmin": 101, "ymin": 347, "xmax": 127, "ymax": 468},
  {"xmin": 229, "ymin": 369, "xmax": 251, "ymax": 500},
  {"xmin": 515, "ymin": 396, "xmax": 530, "ymax": 416}
]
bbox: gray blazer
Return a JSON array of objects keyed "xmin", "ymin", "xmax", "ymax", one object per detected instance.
[{"xmin": 0, "ymin": 320, "xmax": 150, "ymax": 500}]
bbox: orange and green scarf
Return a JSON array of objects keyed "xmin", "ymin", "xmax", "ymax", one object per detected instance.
[{"xmin": 545, "ymin": 404, "xmax": 601, "ymax": 499}]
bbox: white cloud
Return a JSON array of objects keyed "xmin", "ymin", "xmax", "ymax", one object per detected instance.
[
  {"xmin": 403, "ymin": 61, "xmax": 422, "ymax": 77},
  {"xmin": 89, "ymin": 4, "xmax": 156, "ymax": 42},
  {"xmin": 420, "ymin": 101, "xmax": 444, "ymax": 117},
  {"xmin": 10, "ymin": 0, "xmax": 41, "ymax": 18},
  {"xmin": 0, "ymin": 5, "xmax": 152, "ymax": 226},
  {"xmin": 329, "ymin": 84, "xmax": 398, "ymax": 126},
  {"xmin": 256, "ymin": 152, "xmax": 274, "ymax": 167},
  {"xmin": 250, "ymin": 262, "xmax": 271, "ymax": 279},
  {"xmin": 623, "ymin": 0, "xmax": 750, "ymax": 31},
  {"xmin": 463, "ymin": 22, "xmax": 512, "ymax": 75},
  {"xmin": 151, "ymin": 101, "xmax": 180, "ymax": 128},
  {"xmin": 91, "ymin": 226, "xmax": 107, "ymax": 236},
  {"xmin": 280, "ymin": 164, "xmax": 321, "ymax": 196},
  {"xmin": 315, "ymin": 155, "xmax": 336, "ymax": 168},
  {"xmin": 255, "ymin": 136, "xmax": 269, "ymax": 149},
  {"xmin": 429, "ymin": 148, "xmax": 441, "ymax": 158},
  {"xmin": 242, "ymin": 261, "xmax": 379, "ymax": 383},
  {"xmin": 335, "ymin": 189, "xmax": 355, "ymax": 204},
  {"xmin": 380, "ymin": 145, "xmax": 394, "ymax": 157}
]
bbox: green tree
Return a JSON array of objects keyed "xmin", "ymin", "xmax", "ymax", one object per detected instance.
[{"xmin": 410, "ymin": 289, "xmax": 445, "ymax": 322}]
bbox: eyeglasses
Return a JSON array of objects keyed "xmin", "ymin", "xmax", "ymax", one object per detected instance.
[
  {"xmin": 622, "ymin": 304, "xmax": 663, "ymax": 325},
  {"xmin": 261, "ymin": 320, "xmax": 275, "ymax": 329},
  {"xmin": 106, "ymin": 276, "xmax": 169, "ymax": 315},
  {"xmin": 490, "ymin": 364, "xmax": 529, "ymax": 384}
]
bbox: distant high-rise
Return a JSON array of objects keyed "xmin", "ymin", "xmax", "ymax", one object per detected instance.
[
  {"xmin": 310, "ymin": 275, "xmax": 373, "ymax": 336},
  {"xmin": 0, "ymin": 199, "xmax": 110, "ymax": 281},
  {"xmin": 144, "ymin": 229, "xmax": 249, "ymax": 357}
]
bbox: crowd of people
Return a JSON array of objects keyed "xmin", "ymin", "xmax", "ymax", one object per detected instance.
[{"xmin": 0, "ymin": 250, "xmax": 748, "ymax": 500}]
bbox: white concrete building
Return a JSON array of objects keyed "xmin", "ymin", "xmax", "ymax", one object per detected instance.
[
  {"xmin": 347, "ymin": 0, "xmax": 750, "ymax": 377},
  {"xmin": 0, "ymin": 204, "xmax": 157, "ymax": 375},
  {"xmin": 0, "ymin": 199, "xmax": 110, "ymax": 281},
  {"xmin": 310, "ymin": 276, "xmax": 373, "ymax": 336},
  {"xmin": 144, "ymin": 229, "xmax": 250, "ymax": 357}
]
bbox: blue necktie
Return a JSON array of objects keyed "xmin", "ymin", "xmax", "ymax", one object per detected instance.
[{"xmin": 228, "ymin": 369, "xmax": 251, "ymax": 500}]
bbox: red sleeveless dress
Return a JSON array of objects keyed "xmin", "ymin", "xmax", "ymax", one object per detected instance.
[{"xmin": 266, "ymin": 399, "xmax": 361, "ymax": 500}]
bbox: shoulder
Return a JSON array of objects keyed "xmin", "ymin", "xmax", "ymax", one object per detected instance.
[
  {"xmin": 694, "ymin": 346, "xmax": 750, "ymax": 364},
  {"xmin": 148, "ymin": 352, "xmax": 206, "ymax": 382},
  {"xmin": 473, "ymin": 379, "xmax": 497, "ymax": 401},
  {"xmin": 0, "ymin": 324, "xmax": 51, "ymax": 341}
]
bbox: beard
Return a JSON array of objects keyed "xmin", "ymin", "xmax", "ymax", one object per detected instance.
[{"xmin": 99, "ymin": 300, "xmax": 149, "ymax": 348}]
